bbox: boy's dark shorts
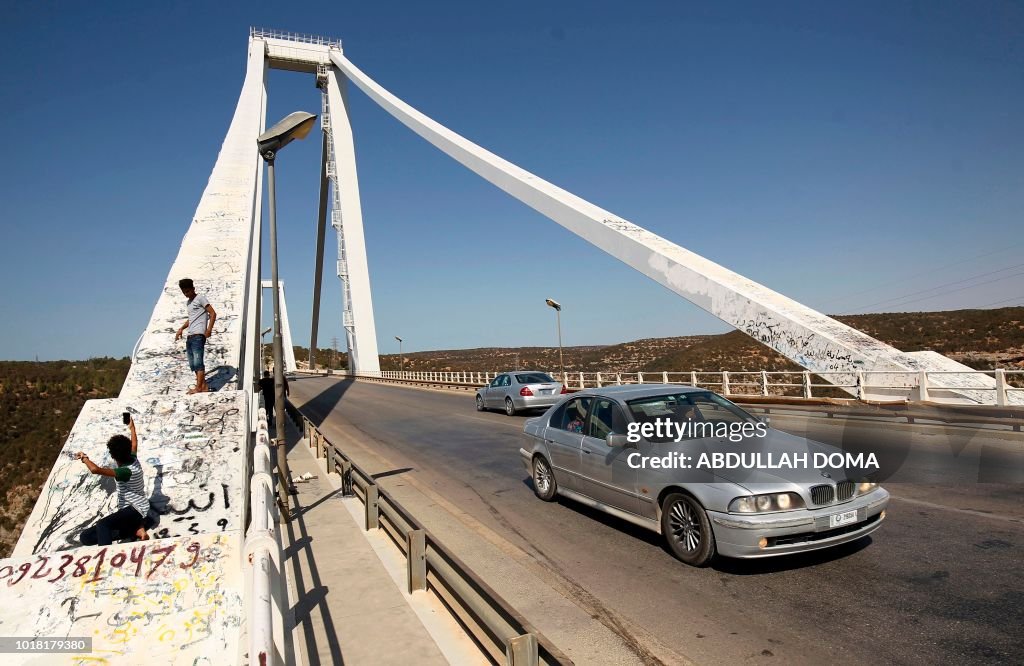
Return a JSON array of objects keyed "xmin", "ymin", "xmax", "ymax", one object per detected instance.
[{"xmin": 186, "ymin": 334, "xmax": 206, "ymax": 372}]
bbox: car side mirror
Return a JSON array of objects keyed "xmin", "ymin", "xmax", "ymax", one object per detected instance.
[{"xmin": 606, "ymin": 433, "xmax": 632, "ymax": 448}]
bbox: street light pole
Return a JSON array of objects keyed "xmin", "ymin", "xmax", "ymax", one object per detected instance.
[
  {"xmin": 545, "ymin": 298, "xmax": 564, "ymax": 379},
  {"xmin": 395, "ymin": 336, "xmax": 404, "ymax": 375},
  {"xmin": 258, "ymin": 111, "xmax": 317, "ymax": 522},
  {"xmin": 260, "ymin": 326, "xmax": 272, "ymax": 371},
  {"xmin": 266, "ymin": 155, "xmax": 291, "ymax": 520}
]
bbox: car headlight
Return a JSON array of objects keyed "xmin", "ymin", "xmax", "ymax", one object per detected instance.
[
  {"xmin": 857, "ymin": 480, "xmax": 878, "ymax": 495},
  {"xmin": 729, "ymin": 492, "xmax": 805, "ymax": 513}
]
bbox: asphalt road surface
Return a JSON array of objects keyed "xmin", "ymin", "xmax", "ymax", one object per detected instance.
[{"xmin": 290, "ymin": 376, "xmax": 1024, "ymax": 665}]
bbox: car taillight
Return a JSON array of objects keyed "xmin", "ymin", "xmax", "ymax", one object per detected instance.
[
  {"xmin": 520, "ymin": 387, "xmax": 533, "ymax": 396},
  {"xmin": 560, "ymin": 385, "xmax": 568, "ymax": 394}
]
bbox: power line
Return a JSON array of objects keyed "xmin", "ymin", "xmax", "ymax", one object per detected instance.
[
  {"xmin": 978, "ymin": 294, "xmax": 1024, "ymax": 308},
  {"xmin": 827, "ymin": 241, "xmax": 1024, "ymax": 307},
  {"xmin": 845, "ymin": 262, "xmax": 1024, "ymax": 313},
  {"xmin": 857, "ymin": 270, "xmax": 1024, "ymax": 313}
]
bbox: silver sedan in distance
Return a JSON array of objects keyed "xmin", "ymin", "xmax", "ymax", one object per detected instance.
[
  {"xmin": 520, "ymin": 384, "xmax": 889, "ymax": 566},
  {"xmin": 476, "ymin": 371, "xmax": 566, "ymax": 416}
]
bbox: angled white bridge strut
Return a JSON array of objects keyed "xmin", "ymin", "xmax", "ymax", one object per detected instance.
[{"xmin": 328, "ymin": 51, "xmax": 1013, "ymax": 405}]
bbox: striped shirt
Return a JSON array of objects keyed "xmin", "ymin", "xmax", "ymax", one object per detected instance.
[{"xmin": 113, "ymin": 455, "xmax": 149, "ymax": 517}]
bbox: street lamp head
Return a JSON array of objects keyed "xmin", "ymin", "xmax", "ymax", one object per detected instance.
[
  {"xmin": 545, "ymin": 298, "xmax": 561, "ymax": 311},
  {"xmin": 257, "ymin": 111, "xmax": 318, "ymax": 160},
  {"xmin": 261, "ymin": 327, "xmax": 272, "ymax": 337},
  {"xmin": 394, "ymin": 336, "xmax": 403, "ymax": 342}
]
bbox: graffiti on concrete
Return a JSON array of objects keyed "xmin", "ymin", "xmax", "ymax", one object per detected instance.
[
  {"xmin": 0, "ymin": 534, "xmax": 242, "ymax": 664},
  {"xmin": 14, "ymin": 392, "xmax": 246, "ymax": 557}
]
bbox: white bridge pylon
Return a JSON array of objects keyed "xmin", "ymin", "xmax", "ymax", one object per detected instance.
[
  {"xmin": 261, "ymin": 279, "xmax": 297, "ymax": 372},
  {"xmin": 259, "ymin": 30, "xmax": 1013, "ymax": 405}
]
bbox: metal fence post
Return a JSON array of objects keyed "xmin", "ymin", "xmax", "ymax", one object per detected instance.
[
  {"xmin": 637, "ymin": 371, "xmax": 644, "ymax": 384},
  {"xmin": 722, "ymin": 371, "xmax": 730, "ymax": 395},
  {"xmin": 595, "ymin": 372, "xmax": 602, "ymax": 387},
  {"xmin": 579, "ymin": 371, "xmax": 585, "ymax": 389},
  {"xmin": 663, "ymin": 371, "xmax": 669, "ymax": 384},
  {"xmin": 917, "ymin": 370, "xmax": 929, "ymax": 402},
  {"xmin": 857, "ymin": 370, "xmax": 866, "ymax": 400},
  {"xmin": 995, "ymin": 369, "xmax": 1007, "ymax": 406},
  {"xmin": 803, "ymin": 371, "xmax": 811, "ymax": 398},
  {"xmin": 406, "ymin": 529, "xmax": 426, "ymax": 593},
  {"xmin": 691, "ymin": 370, "xmax": 697, "ymax": 387},
  {"xmin": 616, "ymin": 372, "xmax": 622, "ymax": 385},
  {"xmin": 365, "ymin": 483, "xmax": 379, "ymax": 530},
  {"xmin": 340, "ymin": 458, "xmax": 352, "ymax": 496},
  {"xmin": 761, "ymin": 370, "xmax": 769, "ymax": 396},
  {"xmin": 505, "ymin": 634, "xmax": 539, "ymax": 666}
]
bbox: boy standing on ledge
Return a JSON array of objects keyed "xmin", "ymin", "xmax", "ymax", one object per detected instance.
[
  {"xmin": 174, "ymin": 278, "xmax": 217, "ymax": 394},
  {"xmin": 77, "ymin": 415, "xmax": 149, "ymax": 545}
]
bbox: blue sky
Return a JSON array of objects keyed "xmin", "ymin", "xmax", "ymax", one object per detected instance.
[{"xmin": 1, "ymin": 1, "xmax": 1022, "ymax": 360}]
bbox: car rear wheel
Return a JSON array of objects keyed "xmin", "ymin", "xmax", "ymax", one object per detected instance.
[
  {"xmin": 504, "ymin": 397, "xmax": 517, "ymax": 416},
  {"xmin": 532, "ymin": 456, "xmax": 557, "ymax": 501},
  {"xmin": 475, "ymin": 394, "xmax": 485, "ymax": 411},
  {"xmin": 661, "ymin": 493, "xmax": 716, "ymax": 566}
]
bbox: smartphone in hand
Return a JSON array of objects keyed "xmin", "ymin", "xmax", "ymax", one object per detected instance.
[{"xmin": 122, "ymin": 412, "xmax": 131, "ymax": 425}]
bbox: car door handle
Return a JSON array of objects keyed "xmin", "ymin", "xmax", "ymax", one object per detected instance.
[{"xmin": 582, "ymin": 448, "xmax": 592, "ymax": 454}]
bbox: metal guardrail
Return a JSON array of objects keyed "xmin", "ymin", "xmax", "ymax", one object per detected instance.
[
  {"xmin": 309, "ymin": 372, "xmax": 1023, "ymax": 431},
  {"xmin": 286, "ymin": 401, "xmax": 573, "ymax": 666},
  {"xmin": 250, "ymin": 27, "xmax": 341, "ymax": 48},
  {"xmin": 363, "ymin": 368, "xmax": 1023, "ymax": 406}
]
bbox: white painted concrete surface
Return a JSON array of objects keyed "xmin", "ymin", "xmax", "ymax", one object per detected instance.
[
  {"xmin": 0, "ymin": 534, "xmax": 242, "ymax": 665},
  {"xmin": 261, "ymin": 280, "xmax": 297, "ymax": 373},
  {"xmin": 324, "ymin": 68, "xmax": 382, "ymax": 374},
  {"xmin": 13, "ymin": 391, "xmax": 246, "ymax": 557},
  {"xmin": 120, "ymin": 39, "xmax": 267, "ymax": 400}
]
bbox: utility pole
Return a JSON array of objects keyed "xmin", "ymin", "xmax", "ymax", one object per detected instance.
[{"xmin": 331, "ymin": 337, "xmax": 339, "ymax": 369}]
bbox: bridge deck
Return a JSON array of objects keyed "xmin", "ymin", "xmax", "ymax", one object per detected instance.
[{"xmin": 283, "ymin": 437, "xmax": 480, "ymax": 665}]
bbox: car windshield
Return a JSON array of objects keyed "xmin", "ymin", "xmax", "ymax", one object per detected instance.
[
  {"xmin": 625, "ymin": 391, "xmax": 757, "ymax": 442},
  {"xmin": 516, "ymin": 373, "xmax": 555, "ymax": 384}
]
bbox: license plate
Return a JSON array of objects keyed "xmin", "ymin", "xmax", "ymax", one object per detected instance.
[
  {"xmin": 829, "ymin": 509, "xmax": 858, "ymax": 528},
  {"xmin": 539, "ymin": 389, "xmax": 551, "ymax": 394}
]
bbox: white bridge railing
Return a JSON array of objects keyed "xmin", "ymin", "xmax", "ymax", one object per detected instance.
[
  {"xmin": 243, "ymin": 405, "xmax": 285, "ymax": 665},
  {"xmin": 361, "ymin": 369, "xmax": 1024, "ymax": 406}
]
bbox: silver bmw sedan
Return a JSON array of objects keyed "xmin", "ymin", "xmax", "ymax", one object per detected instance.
[
  {"xmin": 476, "ymin": 371, "xmax": 566, "ymax": 416},
  {"xmin": 520, "ymin": 384, "xmax": 889, "ymax": 566}
]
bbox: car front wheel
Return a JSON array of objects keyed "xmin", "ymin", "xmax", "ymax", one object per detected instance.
[
  {"xmin": 532, "ymin": 456, "xmax": 557, "ymax": 501},
  {"xmin": 504, "ymin": 397, "xmax": 517, "ymax": 416},
  {"xmin": 661, "ymin": 492, "xmax": 716, "ymax": 566},
  {"xmin": 475, "ymin": 394, "xmax": 485, "ymax": 411}
]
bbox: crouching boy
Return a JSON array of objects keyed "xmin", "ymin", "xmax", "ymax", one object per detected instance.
[{"xmin": 77, "ymin": 415, "xmax": 150, "ymax": 545}]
